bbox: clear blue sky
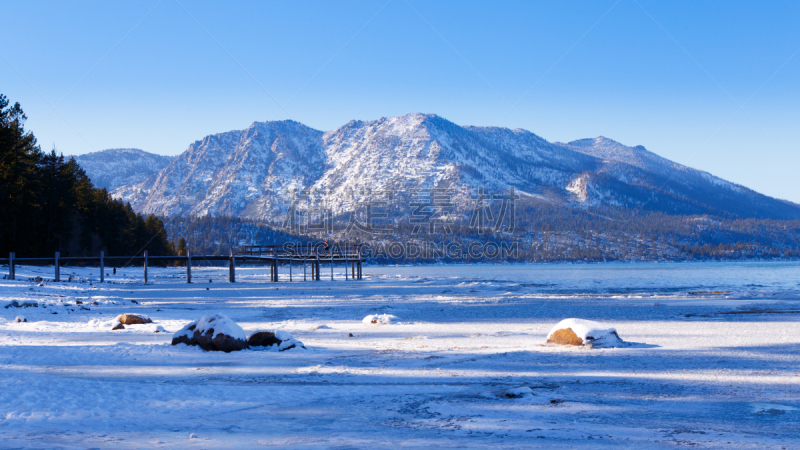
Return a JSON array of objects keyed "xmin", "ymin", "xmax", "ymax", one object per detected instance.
[{"xmin": 3, "ymin": 0, "xmax": 799, "ymax": 202}]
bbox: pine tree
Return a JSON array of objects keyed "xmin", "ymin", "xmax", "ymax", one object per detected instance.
[
  {"xmin": 177, "ymin": 237, "xmax": 187, "ymax": 256},
  {"xmin": 0, "ymin": 92, "xmax": 176, "ymax": 258},
  {"xmin": 0, "ymin": 94, "xmax": 42, "ymax": 254}
]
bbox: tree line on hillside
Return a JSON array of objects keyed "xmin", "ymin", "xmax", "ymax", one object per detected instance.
[
  {"xmin": 159, "ymin": 204, "xmax": 799, "ymax": 263},
  {"xmin": 162, "ymin": 208, "xmax": 800, "ymax": 263},
  {"xmin": 274, "ymin": 196, "xmax": 800, "ymax": 262},
  {"xmin": 0, "ymin": 93, "xmax": 174, "ymax": 258},
  {"xmin": 164, "ymin": 215, "xmax": 306, "ymax": 256}
]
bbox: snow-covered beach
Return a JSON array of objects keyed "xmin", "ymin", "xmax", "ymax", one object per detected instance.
[{"xmin": 1, "ymin": 262, "xmax": 799, "ymax": 448}]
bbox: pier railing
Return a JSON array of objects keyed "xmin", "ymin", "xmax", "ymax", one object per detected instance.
[
  {"xmin": 1, "ymin": 244, "xmax": 364, "ymax": 284},
  {"xmin": 232, "ymin": 244, "xmax": 363, "ymax": 260}
]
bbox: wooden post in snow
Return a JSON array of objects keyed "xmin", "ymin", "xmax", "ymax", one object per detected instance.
[
  {"xmin": 8, "ymin": 252, "xmax": 14, "ymax": 281},
  {"xmin": 289, "ymin": 258, "xmax": 292, "ymax": 282},
  {"xmin": 100, "ymin": 251, "xmax": 104, "ymax": 282},
  {"xmin": 54, "ymin": 252, "xmax": 60, "ymax": 282},
  {"xmin": 186, "ymin": 250, "xmax": 192, "ymax": 283},
  {"xmin": 357, "ymin": 246, "xmax": 362, "ymax": 280},
  {"xmin": 271, "ymin": 248, "xmax": 277, "ymax": 282},
  {"xmin": 143, "ymin": 250, "xmax": 148, "ymax": 284},
  {"xmin": 228, "ymin": 249, "xmax": 235, "ymax": 283}
]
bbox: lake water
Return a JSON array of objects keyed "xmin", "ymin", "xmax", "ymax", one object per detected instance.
[{"xmin": 370, "ymin": 261, "xmax": 800, "ymax": 298}]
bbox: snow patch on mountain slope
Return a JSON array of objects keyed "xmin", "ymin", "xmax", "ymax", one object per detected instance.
[{"xmin": 566, "ymin": 175, "xmax": 589, "ymax": 203}]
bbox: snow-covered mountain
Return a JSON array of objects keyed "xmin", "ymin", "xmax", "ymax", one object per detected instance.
[
  {"xmin": 72, "ymin": 149, "xmax": 174, "ymax": 191},
  {"xmin": 312, "ymin": 114, "xmax": 598, "ymax": 213},
  {"xmin": 112, "ymin": 113, "xmax": 800, "ymax": 222},
  {"xmin": 113, "ymin": 121, "xmax": 325, "ymax": 218},
  {"xmin": 554, "ymin": 137, "xmax": 799, "ymax": 218}
]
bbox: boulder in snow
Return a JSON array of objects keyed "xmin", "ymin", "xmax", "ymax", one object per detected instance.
[
  {"xmin": 247, "ymin": 331, "xmax": 281, "ymax": 347},
  {"xmin": 112, "ymin": 322, "xmax": 125, "ymax": 330},
  {"xmin": 363, "ymin": 314, "xmax": 398, "ymax": 325},
  {"xmin": 117, "ymin": 314, "xmax": 152, "ymax": 325},
  {"xmin": 14, "ymin": 316, "xmax": 27, "ymax": 323},
  {"xmin": 171, "ymin": 322, "xmax": 196, "ymax": 346},
  {"xmin": 171, "ymin": 314, "xmax": 248, "ymax": 352},
  {"xmin": 248, "ymin": 330, "xmax": 304, "ymax": 351},
  {"xmin": 546, "ymin": 318, "xmax": 623, "ymax": 348}
]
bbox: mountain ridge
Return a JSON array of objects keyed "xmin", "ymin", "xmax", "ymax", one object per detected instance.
[{"xmin": 91, "ymin": 113, "xmax": 800, "ymax": 222}]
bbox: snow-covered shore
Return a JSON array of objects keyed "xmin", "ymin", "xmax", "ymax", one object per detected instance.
[{"xmin": 1, "ymin": 262, "xmax": 798, "ymax": 448}]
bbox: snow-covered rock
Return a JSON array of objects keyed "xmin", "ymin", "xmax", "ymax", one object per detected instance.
[
  {"xmin": 248, "ymin": 330, "xmax": 304, "ymax": 351},
  {"xmin": 14, "ymin": 316, "xmax": 26, "ymax": 323},
  {"xmin": 362, "ymin": 314, "xmax": 398, "ymax": 325},
  {"xmin": 546, "ymin": 318, "xmax": 623, "ymax": 348},
  {"xmin": 171, "ymin": 321, "xmax": 196, "ymax": 346},
  {"xmin": 116, "ymin": 314, "xmax": 152, "ymax": 325},
  {"xmin": 171, "ymin": 314, "xmax": 248, "ymax": 352}
]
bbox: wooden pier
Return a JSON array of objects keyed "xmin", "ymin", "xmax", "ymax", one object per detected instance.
[{"xmin": 1, "ymin": 244, "xmax": 365, "ymax": 283}]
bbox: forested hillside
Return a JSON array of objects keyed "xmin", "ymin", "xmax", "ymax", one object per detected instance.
[
  {"xmin": 164, "ymin": 215, "xmax": 304, "ymax": 256},
  {"xmin": 0, "ymin": 94, "xmax": 174, "ymax": 258},
  {"xmin": 159, "ymin": 203, "xmax": 800, "ymax": 263}
]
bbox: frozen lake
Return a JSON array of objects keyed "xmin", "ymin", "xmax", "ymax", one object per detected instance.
[
  {"xmin": 389, "ymin": 260, "xmax": 800, "ymax": 296},
  {"xmin": 1, "ymin": 261, "xmax": 799, "ymax": 448}
]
